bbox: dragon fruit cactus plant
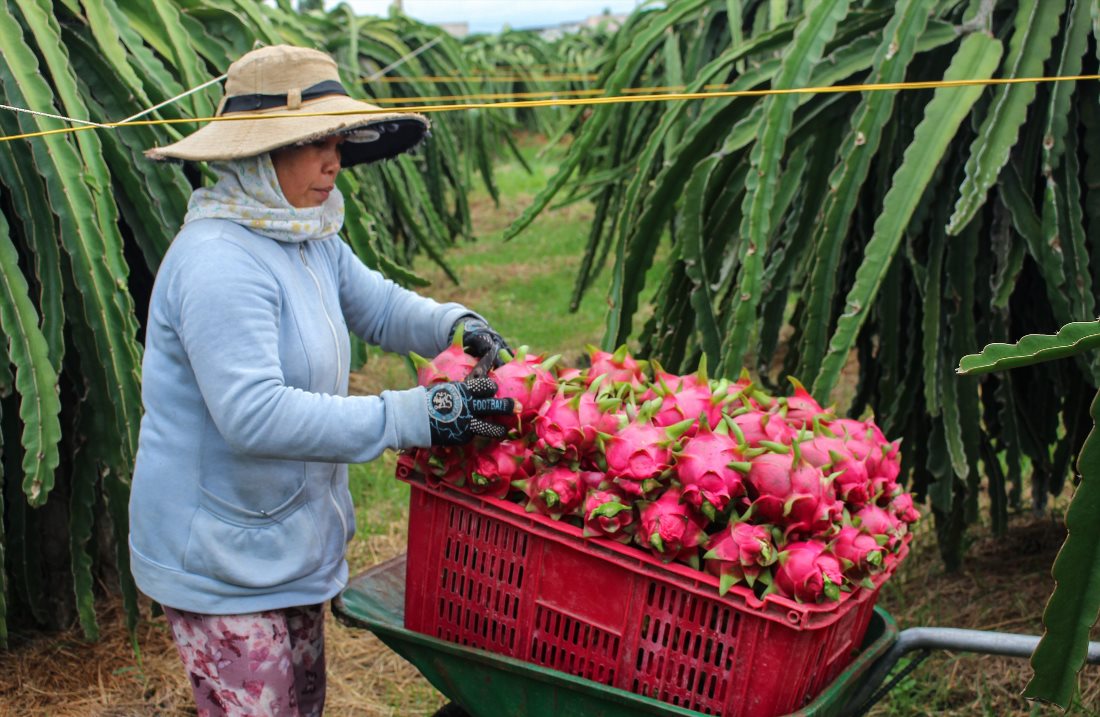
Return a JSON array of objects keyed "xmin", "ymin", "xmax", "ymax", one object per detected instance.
[{"xmin": 402, "ymin": 344, "xmax": 919, "ymax": 605}]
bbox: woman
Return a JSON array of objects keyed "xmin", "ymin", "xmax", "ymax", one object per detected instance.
[{"xmin": 131, "ymin": 45, "xmax": 512, "ymax": 716}]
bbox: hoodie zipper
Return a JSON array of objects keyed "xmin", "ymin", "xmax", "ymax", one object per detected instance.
[{"xmin": 298, "ymin": 243, "xmax": 349, "ymax": 543}]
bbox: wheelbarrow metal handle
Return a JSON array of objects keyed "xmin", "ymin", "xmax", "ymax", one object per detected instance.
[{"xmin": 843, "ymin": 627, "xmax": 1100, "ymax": 716}]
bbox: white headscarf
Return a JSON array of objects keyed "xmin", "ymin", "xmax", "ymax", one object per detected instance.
[{"xmin": 183, "ymin": 153, "xmax": 344, "ymax": 243}]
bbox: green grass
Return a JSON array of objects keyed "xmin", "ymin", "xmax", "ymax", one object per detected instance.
[{"xmin": 348, "ymin": 135, "xmax": 665, "ymax": 543}]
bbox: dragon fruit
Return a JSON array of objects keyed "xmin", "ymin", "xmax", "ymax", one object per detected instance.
[
  {"xmin": 703, "ymin": 522, "xmax": 778, "ymax": 594},
  {"xmin": 582, "ymin": 488, "xmax": 635, "ymax": 541},
  {"xmin": 534, "ymin": 390, "xmax": 619, "ymax": 461},
  {"xmin": 779, "ymin": 378, "xmax": 827, "ymax": 429},
  {"xmin": 515, "ymin": 464, "xmax": 585, "ymax": 519},
  {"xmin": 412, "ymin": 330, "xmax": 478, "ymax": 386},
  {"xmin": 469, "ymin": 438, "xmax": 531, "ymax": 499},
  {"xmin": 586, "ymin": 345, "xmax": 646, "ymax": 389},
  {"xmin": 774, "ymin": 540, "xmax": 843, "ymax": 603},
  {"xmin": 743, "ymin": 451, "xmax": 842, "ymax": 537},
  {"xmin": 672, "ymin": 420, "xmax": 750, "ymax": 519},
  {"xmin": 417, "ymin": 444, "xmax": 475, "ymax": 488},
  {"xmin": 728, "ymin": 409, "xmax": 794, "ymax": 447},
  {"xmin": 636, "ymin": 487, "xmax": 708, "ymax": 566},
  {"xmin": 853, "ymin": 505, "xmax": 906, "ymax": 551},
  {"xmin": 889, "ymin": 493, "xmax": 921, "ymax": 524},
  {"xmin": 643, "ymin": 359, "xmax": 725, "ymax": 431},
  {"xmin": 490, "ymin": 349, "xmax": 559, "ymax": 423},
  {"xmin": 603, "ymin": 419, "xmax": 680, "ymax": 497},
  {"xmin": 829, "ymin": 526, "xmax": 886, "ymax": 581},
  {"xmin": 651, "ymin": 382, "xmax": 724, "ymax": 432}
]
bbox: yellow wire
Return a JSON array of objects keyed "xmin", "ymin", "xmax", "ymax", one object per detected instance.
[
  {"xmin": 368, "ymin": 83, "xmax": 737, "ymax": 104},
  {"xmin": 2, "ymin": 74, "xmax": 1098, "ymax": 144},
  {"xmin": 368, "ymin": 73, "xmax": 599, "ymax": 83}
]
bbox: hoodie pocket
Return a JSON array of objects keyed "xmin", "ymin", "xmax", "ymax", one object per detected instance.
[{"xmin": 183, "ymin": 482, "xmax": 323, "ymax": 589}]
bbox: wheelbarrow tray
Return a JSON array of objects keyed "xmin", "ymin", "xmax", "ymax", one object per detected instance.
[{"xmin": 333, "ymin": 555, "xmax": 898, "ymax": 717}]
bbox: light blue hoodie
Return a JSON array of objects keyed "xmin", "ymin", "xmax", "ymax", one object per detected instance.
[{"xmin": 129, "ymin": 160, "xmax": 472, "ymax": 614}]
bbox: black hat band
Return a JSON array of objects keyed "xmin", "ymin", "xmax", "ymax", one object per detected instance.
[{"xmin": 221, "ymin": 80, "xmax": 349, "ymax": 115}]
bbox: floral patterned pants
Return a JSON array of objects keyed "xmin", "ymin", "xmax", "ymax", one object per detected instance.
[{"xmin": 164, "ymin": 603, "xmax": 326, "ymax": 717}]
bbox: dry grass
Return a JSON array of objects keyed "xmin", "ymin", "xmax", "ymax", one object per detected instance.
[{"xmin": 869, "ymin": 508, "xmax": 1100, "ymax": 716}]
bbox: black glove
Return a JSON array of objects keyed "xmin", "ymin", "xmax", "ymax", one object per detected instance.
[
  {"xmin": 425, "ymin": 377, "xmax": 515, "ymax": 446},
  {"xmin": 452, "ymin": 317, "xmax": 511, "ymax": 370}
]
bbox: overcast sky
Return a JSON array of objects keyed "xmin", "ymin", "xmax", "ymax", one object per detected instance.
[{"xmin": 329, "ymin": 0, "xmax": 648, "ymax": 33}]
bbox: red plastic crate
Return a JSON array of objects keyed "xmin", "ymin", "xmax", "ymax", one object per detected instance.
[{"xmin": 399, "ymin": 457, "xmax": 903, "ymax": 717}]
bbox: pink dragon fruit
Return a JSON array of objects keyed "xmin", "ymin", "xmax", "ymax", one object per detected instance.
[
  {"xmin": 586, "ymin": 345, "xmax": 646, "ymax": 389},
  {"xmin": 743, "ymin": 451, "xmax": 842, "ymax": 537},
  {"xmin": 420, "ymin": 444, "xmax": 475, "ymax": 488},
  {"xmin": 557, "ymin": 367, "xmax": 584, "ymax": 382},
  {"xmin": 718, "ymin": 370, "xmax": 774, "ymax": 412},
  {"xmin": 888, "ymin": 493, "xmax": 921, "ymax": 524},
  {"xmin": 795, "ymin": 435, "xmax": 849, "ymax": 468},
  {"xmin": 829, "ymin": 526, "xmax": 886, "ymax": 580},
  {"xmin": 828, "ymin": 417, "xmax": 887, "ymax": 445},
  {"xmin": 603, "ymin": 419, "xmax": 679, "ymax": 497},
  {"xmin": 672, "ymin": 420, "xmax": 750, "ymax": 519},
  {"xmin": 581, "ymin": 488, "xmax": 635, "ymax": 541},
  {"xmin": 853, "ymin": 505, "xmax": 906, "ymax": 551},
  {"xmin": 651, "ymin": 365, "xmax": 704, "ymax": 392},
  {"xmin": 651, "ymin": 382, "xmax": 724, "ymax": 431},
  {"xmin": 774, "ymin": 540, "xmax": 843, "ymax": 603},
  {"xmin": 515, "ymin": 464, "xmax": 585, "ymax": 519},
  {"xmin": 412, "ymin": 329, "xmax": 478, "ymax": 386},
  {"xmin": 868, "ymin": 441, "xmax": 902, "ymax": 499},
  {"xmin": 636, "ymin": 487, "xmax": 708, "ymax": 566},
  {"xmin": 489, "ymin": 349, "xmax": 559, "ymax": 423},
  {"xmin": 825, "ymin": 448, "xmax": 872, "ymax": 508},
  {"xmin": 793, "ymin": 436, "xmax": 873, "ymax": 508},
  {"xmin": 728, "ymin": 409, "xmax": 794, "ymax": 448},
  {"xmin": 703, "ymin": 522, "xmax": 778, "ymax": 594},
  {"xmin": 469, "ymin": 438, "xmax": 531, "ymax": 499},
  {"xmin": 534, "ymin": 390, "xmax": 619, "ymax": 460},
  {"xmin": 780, "ymin": 378, "xmax": 827, "ymax": 429}
]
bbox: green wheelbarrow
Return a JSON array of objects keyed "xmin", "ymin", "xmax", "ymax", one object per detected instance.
[{"xmin": 334, "ymin": 555, "xmax": 902, "ymax": 717}]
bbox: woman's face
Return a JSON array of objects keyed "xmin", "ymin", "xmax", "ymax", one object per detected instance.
[{"xmin": 270, "ymin": 135, "xmax": 344, "ymax": 208}]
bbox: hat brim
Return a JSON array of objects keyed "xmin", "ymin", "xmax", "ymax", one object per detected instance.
[{"xmin": 143, "ymin": 94, "xmax": 429, "ymax": 167}]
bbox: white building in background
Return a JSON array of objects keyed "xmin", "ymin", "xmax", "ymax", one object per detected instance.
[
  {"xmin": 436, "ymin": 21, "xmax": 469, "ymax": 37},
  {"xmin": 534, "ymin": 12, "xmax": 628, "ymax": 38}
]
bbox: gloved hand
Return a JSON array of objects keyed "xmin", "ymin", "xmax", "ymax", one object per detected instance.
[
  {"xmin": 425, "ymin": 377, "xmax": 515, "ymax": 446},
  {"xmin": 452, "ymin": 317, "xmax": 511, "ymax": 370}
]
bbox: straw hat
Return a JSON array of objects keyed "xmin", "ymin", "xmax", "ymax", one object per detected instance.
[{"xmin": 145, "ymin": 45, "xmax": 429, "ymax": 167}]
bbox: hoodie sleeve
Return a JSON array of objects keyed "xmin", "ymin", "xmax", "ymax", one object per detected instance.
[
  {"xmin": 170, "ymin": 238, "xmax": 431, "ymax": 462},
  {"xmin": 334, "ymin": 239, "xmax": 478, "ymax": 357}
]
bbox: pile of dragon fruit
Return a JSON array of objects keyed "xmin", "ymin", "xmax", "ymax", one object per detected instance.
[{"xmin": 405, "ymin": 341, "xmax": 919, "ymax": 605}]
